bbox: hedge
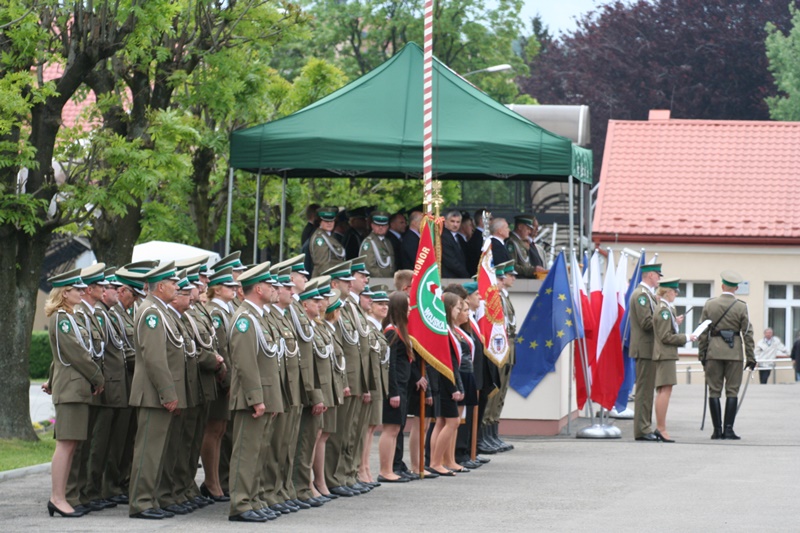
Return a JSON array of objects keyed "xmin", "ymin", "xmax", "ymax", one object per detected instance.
[{"xmin": 30, "ymin": 331, "xmax": 53, "ymax": 380}]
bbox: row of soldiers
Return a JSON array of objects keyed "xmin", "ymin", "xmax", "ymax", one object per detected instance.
[
  {"xmin": 46, "ymin": 248, "xmax": 520, "ymax": 522},
  {"xmin": 306, "ymin": 206, "xmax": 548, "ymax": 281}
]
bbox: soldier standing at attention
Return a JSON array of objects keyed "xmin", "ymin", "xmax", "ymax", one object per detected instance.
[
  {"xmin": 311, "ymin": 207, "xmax": 347, "ymax": 277},
  {"xmin": 128, "ymin": 262, "xmax": 186, "ymax": 520},
  {"xmin": 698, "ymin": 271, "xmax": 756, "ymax": 440},
  {"xmin": 506, "ymin": 216, "xmax": 537, "ymax": 279},
  {"xmin": 628, "ymin": 263, "xmax": 662, "ymax": 442},
  {"xmin": 227, "ymin": 262, "xmax": 284, "ymax": 523},
  {"xmin": 362, "ymin": 210, "xmax": 396, "ymax": 278}
]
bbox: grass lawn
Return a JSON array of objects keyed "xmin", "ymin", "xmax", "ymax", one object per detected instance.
[{"xmin": 0, "ymin": 431, "xmax": 55, "ymax": 472}]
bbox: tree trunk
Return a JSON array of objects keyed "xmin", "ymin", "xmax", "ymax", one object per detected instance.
[{"xmin": 90, "ymin": 203, "xmax": 143, "ymax": 266}]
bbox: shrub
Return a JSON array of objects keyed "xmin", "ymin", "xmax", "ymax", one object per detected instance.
[{"xmin": 30, "ymin": 331, "xmax": 53, "ymax": 380}]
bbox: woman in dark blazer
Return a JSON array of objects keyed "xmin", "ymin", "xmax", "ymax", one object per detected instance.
[
  {"xmin": 377, "ymin": 291, "xmax": 413, "ymax": 482},
  {"xmin": 44, "ymin": 270, "xmax": 105, "ymax": 517},
  {"xmin": 428, "ymin": 292, "xmax": 465, "ymax": 476}
]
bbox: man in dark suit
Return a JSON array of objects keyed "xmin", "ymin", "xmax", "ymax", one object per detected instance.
[
  {"xmin": 386, "ymin": 212, "xmax": 406, "ymax": 264},
  {"xmin": 301, "ymin": 204, "xmax": 320, "ymax": 247},
  {"xmin": 465, "ymin": 208, "xmax": 488, "ymax": 277},
  {"xmin": 400, "ymin": 211, "xmax": 422, "ymax": 270},
  {"xmin": 489, "ymin": 217, "xmax": 511, "ymax": 266},
  {"xmin": 441, "ymin": 210, "xmax": 470, "ymax": 279}
]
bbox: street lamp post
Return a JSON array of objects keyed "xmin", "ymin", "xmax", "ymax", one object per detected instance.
[{"xmin": 462, "ymin": 64, "xmax": 513, "ymax": 77}]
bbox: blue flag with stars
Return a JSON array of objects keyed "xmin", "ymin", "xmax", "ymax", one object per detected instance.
[{"xmin": 510, "ymin": 251, "xmax": 580, "ymax": 398}]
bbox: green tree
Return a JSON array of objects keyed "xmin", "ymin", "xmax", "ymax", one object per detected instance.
[{"xmin": 766, "ymin": 3, "xmax": 800, "ymax": 121}]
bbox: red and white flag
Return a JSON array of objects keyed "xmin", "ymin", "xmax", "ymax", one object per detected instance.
[
  {"xmin": 477, "ymin": 238, "xmax": 509, "ymax": 366},
  {"xmin": 590, "ymin": 249, "xmax": 625, "ymax": 410},
  {"xmin": 571, "ymin": 253, "xmax": 596, "ymax": 410}
]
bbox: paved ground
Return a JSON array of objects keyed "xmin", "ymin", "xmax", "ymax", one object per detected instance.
[{"xmin": 5, "ymin": 382, "xmax": 799, "ymax": 532}]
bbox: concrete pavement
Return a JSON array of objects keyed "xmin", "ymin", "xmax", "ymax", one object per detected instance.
[{"xmin": 3, "ymin": 382, "xmax": 799, "ymax": 532}]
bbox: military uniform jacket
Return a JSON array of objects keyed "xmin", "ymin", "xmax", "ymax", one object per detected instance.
[
  {"xmin": 208, "ymin": 298, "xmax": 234, "ymax": 391},
  {"xmin": 310, "ymin": 228, "xmax": 346, "ymax": 278},
  {"xmin": 228, "ymin": 301, "xmax": 285, "ymax": 413},
  {"xmin": 506, "ymin": 232, "xmax": 535, "ymax": 278},
  {"xmin": 362, "ymin": 232, "xmax": 395, "ymax": 278},
  {"xmin": 170, "ymin": 309, "xmax": 202, "ymax": 408},
  {"xmin": 95, "ymin": 302, "xmax": 129, "ymax": 408},
  {"xmin": 290, "ymin": 299, "xmax": 324, "ymax": 406},
  {"xmin": 698, "ymin": 293, "xmax": 755, "ymax": 364},
  {"xmin": 628, "ymin": 284, "xmax": 657, "ymax": 360},
  {"xmin": 75, "ymin": 300, "xmax": 106, "ymax": 406},
  {"xmin": 48, "ymin": 310, "xmax": 105, "ymax": 404},
  {"xmin": 311, "ymin": 319, "xmax": 337, "ymax": 407},
  {"xmin": 130, "ymin": 294, "xmax": 187, "ymax": 409},
  {"xmin": 187, "ymin": 303, "xmax": 221, "ymax": 403},
  {"xmin": 338, "ymin": 299, "xmax": 367, "ymax": 395},
  {"xmin": 501, "ymin": 290, "xmax": 517, "ymax": 366},
  {"xmin": 327, "ymin": 321, "xmax": 348, "ymax": 405},
  {"xmin": 111, "ymin": 302, "xmax": 136, "ymax": 381},
  {"xmin": 268, "ymin": 306, "xmax": 302, "ymax": 407},
  {"xmin": 652, "ymin": 301, "xmax": 687, "ymax": 362},
  {"xmin": 366, "ymin": 317, "xmax": 390, "ymax": 396}
]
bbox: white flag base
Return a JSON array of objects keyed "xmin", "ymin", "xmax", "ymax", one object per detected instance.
[{"xmin": 576, "ymin": 423, "xmax": 622, "ymax": 439}]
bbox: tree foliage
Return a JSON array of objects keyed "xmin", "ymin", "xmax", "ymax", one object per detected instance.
[
  {"xmin": 766, "ymin": 3, "xmax": 800, "ymax": 121},
  {"xmin": 522, "ymin": 0, "xmax": 796, "ymax": 181}
]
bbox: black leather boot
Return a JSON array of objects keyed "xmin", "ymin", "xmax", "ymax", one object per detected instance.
[
  {"xmin": 709, "ymin": 398, "xmax": 723, "ymax": 440},
  {"xmin": 495, "ymin": 423, "xmax": 514, "ymax": 451},
  {"xmin": 477, "ymin": 425, "xmax": 497, "ymax": 454},
  {"xmin": 722, "ymin": 397, "xmax": 741, "ymax": 440}
]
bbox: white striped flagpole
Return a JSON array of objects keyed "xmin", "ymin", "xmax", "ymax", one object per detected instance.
[{"xmin": 422, "ymin": 0, "xmax": 434, "ymax": 214}]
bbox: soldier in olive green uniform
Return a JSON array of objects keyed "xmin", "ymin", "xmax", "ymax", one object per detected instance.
[
  {"xmin": 227, "ymin": 262, "xmax": 284, "ymax": 523},
  {"xmin": 698, "ymin": 270, "xmax": 756, "ymax": 440},
  {"xmin": 505, "ymin": 216, "xmax": 537, "ymax": 278},
  {"xmin": 361, "ymin": 211, "xmax": 396, "ymax": 278},
  {"xmin": 484, "ymin": 261, "xmax": 517, "ymax": 452},
  {"xmin": 628, "ymin": 263, "xmax": 662, "ymax": 442},
  {"xmin": 45, "ymin": 270, "xmax": 104, "ymax": 518},
  {"xmin": 128, "ymin": 262, "xmax": 187, "ymax": 520},
  {"xmin": 67, "ymin": 263, "xmax": 112, "ymax": 511},
  {"xmin": 310, "ymin": 207, "xmax": 347, "ymax": 277}
]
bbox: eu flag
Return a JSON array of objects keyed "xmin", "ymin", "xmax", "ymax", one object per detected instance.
[{"xmin": 510, "ymin": 251, "xmax": 580, "ymax": 398}]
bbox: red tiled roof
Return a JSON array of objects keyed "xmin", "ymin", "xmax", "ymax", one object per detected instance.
[
  {"xmin": 42, "ymin": 64, "xmax": 97, "ymax": 131},
  {"xmin": 592, "ymin": 113, "xmax": 800, "ymax": 244}
]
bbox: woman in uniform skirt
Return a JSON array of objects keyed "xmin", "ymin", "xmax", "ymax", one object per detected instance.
[
  {"xmin": 377, "ymin": 291, "xmax": 412, "ymax": 482},
  {"xmin": 653, "ymin": 278, "xmax": 697, "ymax": 443},
  {"xmin": 45, "ymin": 269, "xmax": 105, "ymax": 517},
  {"xmin": 359, "ymin": 286, "xmax": 390, "ymax": 485},
  {"xmin": 428, "ymin": 293, "xmax": 465, "ymax": 476}
]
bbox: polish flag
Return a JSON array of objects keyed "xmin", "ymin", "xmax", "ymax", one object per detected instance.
[
  {"xmin": 590, "ymin": 249, "xmax": 625, "ymax": 410},
  {"xmin": 571, "ymin": 253, "xmax": 596, "ymax": 410}
]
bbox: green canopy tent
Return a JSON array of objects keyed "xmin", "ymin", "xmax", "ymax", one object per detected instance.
[{"xmin": 228, "ymin": 42, "xmax": 592, "ymax": 256}]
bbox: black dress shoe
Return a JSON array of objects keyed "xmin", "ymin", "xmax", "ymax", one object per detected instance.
[
  {"xmin": 313, "ymin": 494, "xmax": 331, "ymax": 503},
  {"xmin": 130, "ymin": 508, "xmax": 165, "ymax": 520},
  {"xmin": 461, "ymin": 460, "xmax": 481, "ymax": 469},
  {"xmin": 476, "ymin": 455, "xmax": 491, "ymax": 464},
  {"xmin": 73, "ymin": 504, "xmax": 92, "ymax": 514},
  {"xmin": 299, "ymin": 497, "xmax": 324, "ymax": 507},
  {"xmin": 283, "ymin": 501, "xmax": 300, "ymax": 512},
  {"xmin": 635, "ymin": 433, "xmax": 659, "ymax": 442},
  {"xmin": 269, "ymin": 503, "xmax": 292, "ymax": 514},
  {"xmin": 377, "ymin": 474, "xmax": 410, "ymax": 483},
  {"xmin": 192, "ymin": 495, "xmax": 208, "ymax": 508},
  {"xmin": 160, "ymin": 508, "xmax": 175, "ymax": 518},
  {"xmin": 229, "ymin": 510, "xmax": 267, "ymax": 523},
  {"xmin": 164, "ymin": 503, "xmax": 189, "ymax": 515},
  {"xmin": 200, "ymin": 483, "xmax": 229, "ymax": 502},
  {"xmin": 291, "ymin": 498, "xmax": 311, "ymax": 509},
  {"xmin": 47, "ymin": 501, "xmax": 87, "ymax": 517},
  {"xmin": 87, "ymin": 500, "xmax": 107, "ymax": 511},
  {"xmin": 653, "ymin": 429, "xmax": 675, "ymax": 443},
  {"xmin": 449, "ymin": 466, "xmax": 470, "ymax": 473},
  {"xmin": 350, "ymin": 482, "xmax": 370, "ymax": 493},
  {"xmin": 422, "ymin": 468, "xmax": 440, "ymax": 479},
  {"xmin": 109, "ymin": 494, "xmax": 129, "ymax": 504},
  {"xmin": 329, "ymin": 486, "xmax": 353, "ymax": 497},
  {"xmin": 257, "ymin": 508, "xmax": 279, "ymax": 520},
  {"xmin": 182, "ymin": 500, "xmax": 198, "ymax": 510},
  {"xmin": 429, "ymin": 468, "xmax": 456, "ymax": 477}
]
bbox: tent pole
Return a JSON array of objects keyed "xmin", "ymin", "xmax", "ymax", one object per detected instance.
[
  {"xmin": 579, "ymin": 181, "xmax": 585, "ymax": 257},
  {"xmin": 253, "ymin": 170, "xmax": 262, "ymax": 263},
  {"xmin": 568, "ymin": 174, "xmax": 575, "ymax": 255},
  {"xmin": 225, "ymin": 167, "xmax": 234, "ymax": 255},
  {"xmin": 279, "ymin": 172, "xmax": 287, "ymax": 262}
]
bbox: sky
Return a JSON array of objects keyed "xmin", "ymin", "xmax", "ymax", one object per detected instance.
[{"xmin": 519, "ymin": 0, "xmax": 601, "ymax": 36}]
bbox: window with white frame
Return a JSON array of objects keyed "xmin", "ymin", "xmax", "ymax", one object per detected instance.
[
  {"xmin": 674, "ymin": 281, "xmax": 713, "ymax": 350},
  {"xmin": 765, "ymin": 284, "xmax": 800, "ymax": 345}
]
